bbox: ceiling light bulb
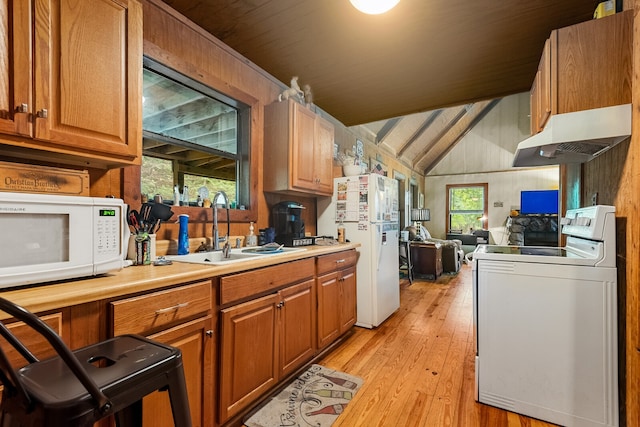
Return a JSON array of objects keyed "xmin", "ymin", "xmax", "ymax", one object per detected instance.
[{"xmin": 350, "ymin": 0, "xmax": 400, "ymax": 15}]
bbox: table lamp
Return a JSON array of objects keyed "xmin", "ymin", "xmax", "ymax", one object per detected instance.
[{"xmin": 411, "ymin": 208, "xmax": 431, "ymax": 240}]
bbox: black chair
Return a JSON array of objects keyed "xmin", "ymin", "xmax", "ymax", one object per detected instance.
[
  {"xmin": 0, "ymin": 297, "xmax": 192, "ymax": 427},
  {"xmin": 399, "ymin": 240, "xmax": 414, "ymax": 284}
]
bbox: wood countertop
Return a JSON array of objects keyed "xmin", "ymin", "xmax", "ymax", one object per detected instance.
[{"xmin": 0, "ymin": 243, "xmax": 359, "ymax": 318}]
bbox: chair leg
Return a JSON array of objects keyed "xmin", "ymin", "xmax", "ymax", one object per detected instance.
[
  {"xmin": 114, "ymin": 401, "xmax": 142, "ymax": 427},
  {"xmin": 166, "ymin": 365, "xmax": 192, "ymax": 427}
]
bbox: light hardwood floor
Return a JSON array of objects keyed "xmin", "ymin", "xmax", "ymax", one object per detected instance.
[{"xmin": 318, "ymin": 264, "xmax": 558, "ymax": 427}]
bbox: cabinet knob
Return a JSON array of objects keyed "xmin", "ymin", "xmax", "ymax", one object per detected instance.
[
  {"xmin": 36, "ymin": 109, "xmax": 48, "ymax": 118},
  {"xmin": 205, "ymin": 330, "xmax": 214, "ymax": 337},
  {"xmin": 15, "ymin": 103, "xmax": 28, "ymax": 113},
  {"xmin": 277, "ymin": 301, "xmax": 285, "ymax": 308}
]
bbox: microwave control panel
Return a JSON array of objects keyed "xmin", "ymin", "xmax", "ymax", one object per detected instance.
[{"xmin": 94, "ymin": 205, "xmax": 123, "ymax": 257}]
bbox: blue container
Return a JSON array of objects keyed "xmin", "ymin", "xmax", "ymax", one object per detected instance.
[{"xmin": 178, "ymin": 214, "xmax": 189, "ymax": 255}]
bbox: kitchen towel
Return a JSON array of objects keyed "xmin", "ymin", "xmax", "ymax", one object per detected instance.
[{"xmin": 245, "ymin": 364, "xmax": 363, "ymax": 427}]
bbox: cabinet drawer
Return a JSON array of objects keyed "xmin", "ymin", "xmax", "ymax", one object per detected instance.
[
  {"xmin": 111, "ymin": 281, "xmax": 212, "ymax": 336},
  {"xmin": 316, "ymin": 249, "xmax": 357, "ymax": 276},
  {"xmin": 220, "ymin": 258, "xmax": 315, "ymax": 305}
]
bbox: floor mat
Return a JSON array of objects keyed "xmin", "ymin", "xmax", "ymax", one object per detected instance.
[{"xmin": 245, "ymin": 364, "xmax": 363, "ymax": 427}]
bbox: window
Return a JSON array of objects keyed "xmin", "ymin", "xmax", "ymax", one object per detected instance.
[
  {"xmin": 140, "ymin": 57, "xmax": 250, "ymax": 208},
  {"xmin": 447, "ymin": 183, "xmax": 488, "ymax": 233}
]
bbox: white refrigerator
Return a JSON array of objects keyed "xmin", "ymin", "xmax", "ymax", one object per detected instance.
[{"xmin": 317, "ymin": 174, "xmax": 400, "ymax": 328}]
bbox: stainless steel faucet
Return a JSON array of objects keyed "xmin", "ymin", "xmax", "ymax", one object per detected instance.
[{"xmin": 212, "ymin": 191, "xmax": 231, "ymax": 257}]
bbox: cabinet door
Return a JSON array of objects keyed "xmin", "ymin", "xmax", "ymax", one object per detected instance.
[
  {"xmin": 291, "ymin": 102, "xmax": 319, "ymax": 191},
  {"xmin": 339, "ymin": 266, "xmax": 357, "ymax": 333},
  {"xmin": 555, "ymin": 11, "xmax": 632, "ymax": 113},
  {"xmin": 219, "ymin": 293, "xmax": 280, "ymax": 423},
  {"xmin": 0, "ymin": 0, "xmax": 32, "ymax": 136},
  {"xmin": 316, "ymin": 271, "xmax": 341, "ymax": 349},
  {"xmin": 314, "ymin": 116, "xmax": 335, "ymax": 196},
  {"xmin": 537, "ymin": 38, "xmax": 552, "ymax": 132},
  {"xmin": 0, "ymin": 311, "xmax": 69, "ymax": 367},
  {"xmin": 529, "ymin": 72, "xmax": 539, "ymax": 135},
  {"xmin": 144, "ymin": 316, "xmax": 214, "ymax": 427},
  {"xmin": 32, "ymin": 0, "xmax": 141, "ymax": 161},
  {"xmin": 279, "ymin": 278, "xmax": 316, "ymax": 378}
]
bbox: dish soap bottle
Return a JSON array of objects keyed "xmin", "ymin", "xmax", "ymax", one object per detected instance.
[{"xmin": 246, "ymin": 222, "xmax": 258, "ymax": 247}]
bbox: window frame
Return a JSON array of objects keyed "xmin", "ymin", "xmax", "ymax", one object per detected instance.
[
  {"xmin": 446, "ymin": 183, "xmax": 488, "ymax": 233},
  {"xmin": 123, "ymin": 55, "xmax": 259, "ymax": 224}
]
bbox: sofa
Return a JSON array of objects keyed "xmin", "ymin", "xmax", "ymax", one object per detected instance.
[{"xmin": 446, "ymin": 229, "xmax": 490, "ymax": 254}]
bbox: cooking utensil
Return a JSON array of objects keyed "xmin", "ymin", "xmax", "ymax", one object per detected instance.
[
  {"xmin": 128, "ymin": 210, "xmax": 140, "ymax": 232},
  {"xmin": 152, "ymin": 218, "xmax": 162, "ymax": 234},
  {"xmin": 140, "ymin": 203, "xmax": 153, "ymax": 222},
  {"xmin": 150, "ymin": 202, "xmax": 174, "ymax": 221}
]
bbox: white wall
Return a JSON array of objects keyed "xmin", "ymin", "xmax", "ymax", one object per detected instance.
[
  {"xmin": 429, "ymin": 93, "xmax": 531, "ymax": 175},
  {"xmin": 423, "ymin": 92, "xmax": 559, "ymax": 243}
]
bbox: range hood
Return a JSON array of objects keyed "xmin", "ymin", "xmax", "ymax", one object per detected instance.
[{"xmin": 513, "ymin": 103, "xmax": 632, "ymax": 167}]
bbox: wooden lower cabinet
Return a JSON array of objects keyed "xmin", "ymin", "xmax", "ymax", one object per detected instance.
[
  {"xmin": 316, "ymin": 250, "xmax": 358, "ymax": 350},
  {"xmin": 338, "ymin": 266, "xmax": 357, "ymax": 332},
  {"xmin": 316, "ymin": 271, "xmax": 341, "ymax": 348},
  {"xmin": 0, "ymin": 310, "xmax": 69, "ymax": 367},
  {"xmin": 317, "ymin": 265, "xmax": 356, "ymax": 349},
  {"xmin": 218, "ymin": 278, "xmax": 316, "ymax": 424},
  {"xmin": 110, "ymin": 281, "xmax": 214, "ymax": 427},
  {"xmin": 146, "ymin": 316, "xmax": 214, "ymax": 427},
  {"xmin": 219, "ymin": 292, "xmax": 280, "ymax": 423},
  {"xmin": 279, "ymin": 279, "xmax": 316, "ymax": 378}
]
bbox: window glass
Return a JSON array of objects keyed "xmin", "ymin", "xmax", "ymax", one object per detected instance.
[
  {"xmin": 140, "ymin": 58, "xmax": 249, "ymax": 208},
  {"xmin": 447, "ymin": 184, "xmax": 487, "ymax": 233}
]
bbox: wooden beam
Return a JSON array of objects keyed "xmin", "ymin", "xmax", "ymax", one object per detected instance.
[
  {"xmin": 376, "ymin": 117, "xmax": 401, "ymax": 144},
  {"xmin": 422, "ymin": 99, "xmax": 500, "ymax": 174},
  {"xmin": 412, "ymin": 105, "xmax": 471, "ymax": 169},
  {"xmin": 397, "ymin": 109, "xmax": 443, "ymax": 157}
]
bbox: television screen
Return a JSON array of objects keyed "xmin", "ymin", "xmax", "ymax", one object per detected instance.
[{"xmin": 520, "ymin": 190, "xmax": 558, "ymax": 215}]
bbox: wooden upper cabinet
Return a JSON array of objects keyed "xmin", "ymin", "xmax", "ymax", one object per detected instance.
[
  {"xmin": 264, "ymin": 98, "xmax": 335, "ymax": 196},
  {"xmin": 530, "ymin": 38, "xmax": 552, "ymax": 134},
  {"xmin": 0, "ymin": 0, "xmax": 142, "ymax": 168},
  {"xmin": 0, "ymin": 0, "xmax": 32, "ymax": 137},
  {"xmin": 530, "ymin": 11, "xmax": 632, "ymax": 135},
  {"xmin": 555, "ymin": 11, "xmax": 632, "ymax": 113}
]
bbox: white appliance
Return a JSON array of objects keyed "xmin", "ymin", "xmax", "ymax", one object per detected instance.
[
  {"xmin": 472, "ymin": 205, "xmax": 618, "ymax": 427},
  {"xmin": 317, "ymin": 174, "xmax": 400, "ymax": 328},
  {"xmin": 0, "ymin": 192, "xmax": 127, "ymax": 289}
]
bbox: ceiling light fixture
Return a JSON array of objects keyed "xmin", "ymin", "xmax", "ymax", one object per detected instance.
[{"xmin": 350, "ymin": 0, "xmax": 400, "ymax": 15}]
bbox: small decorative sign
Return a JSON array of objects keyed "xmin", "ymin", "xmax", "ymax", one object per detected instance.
[{"xmin": 0, "ymin": 161, "xmax": 90, "ymax": 196}]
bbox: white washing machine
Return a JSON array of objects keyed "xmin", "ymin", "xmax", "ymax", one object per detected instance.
[{"xmin": 473, "ymin": 205, "xmax": 618, "ymax": 427}]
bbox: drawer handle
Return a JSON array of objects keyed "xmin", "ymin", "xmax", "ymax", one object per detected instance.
[
  {"xmin": 335, "ymin": 259, "xmax": 346, "ymax": 264},
  {"xmin": 155, "ymin": 302, "xmax": 189, "ymax": 315}
]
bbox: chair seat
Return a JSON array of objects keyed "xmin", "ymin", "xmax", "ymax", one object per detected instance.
[{"xmin": 19, "ymin": 335, "xmax": 176, "ymax": 405}]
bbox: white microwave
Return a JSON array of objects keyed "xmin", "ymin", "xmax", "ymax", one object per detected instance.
[{"xmin": 0, "ymin": 192, "xmax": 126, "ymax": 289}]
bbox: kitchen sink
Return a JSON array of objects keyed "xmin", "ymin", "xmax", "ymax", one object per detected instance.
[{"xmin": 165, "ymin": 247, "xmax": 307, "ymax": 265}]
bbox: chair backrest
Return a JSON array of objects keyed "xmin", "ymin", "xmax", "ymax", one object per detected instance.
[{"xmin": 0, "ymin": 298, "xmax": 112, "ymax": 415}]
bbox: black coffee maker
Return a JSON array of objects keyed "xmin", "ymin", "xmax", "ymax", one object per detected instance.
[{"xmin": 271, "ymin": 201, "xmax": 313, "ymax": 246}]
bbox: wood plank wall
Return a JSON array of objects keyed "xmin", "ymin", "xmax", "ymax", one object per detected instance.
[{"xmin": 581, "ymin": 2, "xmax": 639, "ymax": 425}]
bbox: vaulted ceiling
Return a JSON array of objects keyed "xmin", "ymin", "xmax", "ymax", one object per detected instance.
[{"xmin": 161, "ymin": 0, "xmax": 600, "ymax": 173}]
